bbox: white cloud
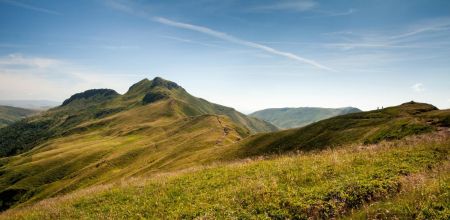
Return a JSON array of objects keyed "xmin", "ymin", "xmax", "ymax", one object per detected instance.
[
  {"xmin": 0, "ymin": 54, "xmax": 62, "ymax": 69},
  {"xmin": 153, "ymin": 17, "xmax": 333, "ymax": 71},
  {"xmin": 250, "ymin": 0, "xmax": 317, "ymax": 12},
  {"xmin": 389, "ymin": 17, "xmax": 450, "ymax": 40},
  {"xmin": 306, "ymin": 8, "xmax": 356, "ymax": 18},
  {"xmin": 412, "ymin": 83, "xmax": 425, "ymax": 92},
  {"xmin": 103, "ymin": 0, "xmax": 333, "ymax": 71},
  {"xmin": 0, "ymin": 54, "xmax": 136, "ymax": 100},
  {"xmin": 160, "ymin": 35, "xmax": 227, "ymax": 49},
  {"xmin": 0, "ymin": 0, "xmax": 61, "ymax": 15},
  {"xmin": 319, "ymin": 17, "xmax": 450, "ymax": 51}
]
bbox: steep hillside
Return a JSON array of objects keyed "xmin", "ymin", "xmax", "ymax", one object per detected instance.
[
  {"xmin": 0, "ymin": 106, "xmax": 38, "ymax": 128},
  {"xmin": 226, "ymin": 102, "xmax": 450, "ymax": 158},
  {"xmin": 2, "ymin": 131, "xmax": 448, "ymax": 219},
  {"xmin": 1, "ymin": 78, "xmax": 448, "ymax": 216},
  {"xmin": 0, "ymin": 77, "xmax": 276, "ymax": 158},
  {"xmin": 0, "ymin": 77, "xmax": 276, "ymax": 211},
  {"xmin": 250, "ymin": 106, "xmax": 361, "ymax": 129}
]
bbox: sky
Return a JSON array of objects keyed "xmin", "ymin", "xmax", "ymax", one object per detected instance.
[{"xmin": 0, "ymin": 0, "xmax": 450, "ymax": 113}]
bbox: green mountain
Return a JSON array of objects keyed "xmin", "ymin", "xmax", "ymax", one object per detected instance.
[
  {"xmin": 228, "ymin": 102, "xmax": 449, "ymax": 158},
  {"xmin": 0, "ymin": 77, "xmax": 277, "ymax": 210},
  {"xmin": 1, "ymin": 102, "xmax": 449, "ymax": 219},
  {"xmin": 250, "ymin": 106, "xmax": 361, "ymax": 129},
  {"xmin": 0, "ymin": 76, "xmax": 448, "ymax": 218},
  {"xmin": 0, "ymin": 106, "xmax": 38, "ymax": 128}
]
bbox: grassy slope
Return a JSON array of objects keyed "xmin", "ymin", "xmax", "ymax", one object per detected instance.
[
  {"xmin": 347, "ymin": 161, "xmax": 450, "ymax": 219},
  {"xmin": 0, "ymin": 99, "xmax": 448, "ymax": 212},
  {"xmin": 0, "ymin": 77, "xmax": 276, "ymax": 158},
  {"xmin": 0, "ymin": 106, "xmax": 38, "ymax": 128},
  {"xmin": 0, "ymin": 77, "xmax": 276, "ymax": 210},
  {"xmin": 2, "ymin": 131, "xmax": 448, "ymax": 219},
  {"xmin": 0, "ymin": 100, "xmax": 248, "ymax": 210},
  {"xmin": 226, "ymin": 102, "xmax": 449, "ymax": 158},
  {"xmin": 1, "ymin": 78, "xmax": 449, "ymax": 217},
  {"xmin": 250, "ymin": 107, "xmax": 361, "ymax": 129}
]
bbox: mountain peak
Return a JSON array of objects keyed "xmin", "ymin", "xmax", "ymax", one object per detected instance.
[
  {"xmin": 394, "ymin": 101, "xmax": 438, "ymax": 115},
  {"xmin": 126, "ymin": 78, "xmax": 151, "ymax": 94},
  {"xmin": 126, "ymin": 77, "xmax": 183, "ymax": 97},
  {"xmin": 62, "ymin": 89, "xmax": 119, "ymax": 106},
  {"xmin": 150, "ymin": 77, "xmax": 182, "ymax": 90}
]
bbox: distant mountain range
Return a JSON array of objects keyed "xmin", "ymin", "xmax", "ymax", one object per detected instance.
[
  {"xmin": 0, "ymin": 105, "xmax": 39, "ymax": 128},
  {"xmin": 0, "ymin": 100, "xmax": 60, "ymax": 110},
  {"xmin": 250, "ymin": 107, "xmax": 361, "ymax": 129}
]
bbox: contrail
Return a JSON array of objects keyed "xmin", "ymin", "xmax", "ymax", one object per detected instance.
[{"xmin": 153, "ymin": 17, "xmax": 333, "ymax": 71}]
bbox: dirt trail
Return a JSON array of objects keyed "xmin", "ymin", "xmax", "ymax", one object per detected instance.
[{"xmin": 215, "ymin": 116, "xmax": 228, "ymax": 146}]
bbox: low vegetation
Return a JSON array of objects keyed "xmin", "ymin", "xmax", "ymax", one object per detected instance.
[
  {"xmin": 0, "ymin": 119, "xmax": 53, "ymax": 157},
  {"xmin": 2, "ymin": 131, "xmax": 448, "ymax": 219},
  {"xmin": 0, "ymin": 77, "xmax": 276, "ymax": 211},
  {"xmin": 227, "ymin": 102, "xmax": 446, "ymax": 158},
  {"xmin": 348, "ymin": 162, "xmax": 449, "ymax": 219},
  {"xmin": 250, "ymin": 106, "xmax": 361, "ymax": 129},
  {"xmin": 0, "ymin": 106, "xmax": 38, "ymax": 128},
  {"xmin": 0, "ymin": 78, "xmax": 449, "ymax": 218}
]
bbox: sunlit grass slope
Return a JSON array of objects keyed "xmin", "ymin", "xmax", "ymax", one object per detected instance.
[
  {"xmin": 0, "ymin": 77, "xmax": 276, "ymax": 210},
  {"xmin": 0, "ymin": 77, "xmax": 276, "ymax": 158},
  {"xmin": 2, "ymin": 131, "xmax": 448, "ymax": 219},
  {"xmin": 225, "ymin": 101, "xmax": 450, "ymax": 158},
  {"xmin": 250, "ymin": 106, "xmax": 361, "ymax": 129},
  {"xmin": 1, "ymin": 76, "xmax": 449, "ymax": 216}
]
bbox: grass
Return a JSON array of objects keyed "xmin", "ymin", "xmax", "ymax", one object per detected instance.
[
  {"xmin": 225, "ymin": 102, "xmax": 446, "ymax": 158},
  {"xmin": 0, "ymin": 77, "xmax": 277, "ymax": 210},
  {"xmin": 1, "ymin": 98, "xmax": 449, "ymax": 212},
  {"xmin": 348, "ymin": 162, "xmax": 450, "ymax": 219},
  {"xmin": 0, "ymin": 106, "xmax": 245, "ymax": 210},
  {"xmin": 0, "ymin": 77, "xmax": 276, "ymax": 158},
  {"xmin": 249, "ymin": 106, "xmax": 361, "ymax": 129},
  {"xmin": 0, "ymin": 106, "xmax": 38, "ymax": 128},
  {"xmin": 2, "ymin": 131, "xmax": 448, "ymax": 219},
  {"xmin": 1, "ymin": 78, "xmax": 449, "ymax": 215}
]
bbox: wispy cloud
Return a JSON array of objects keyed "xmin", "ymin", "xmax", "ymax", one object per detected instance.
[
  {"xmin": 0, "ymin": 0, "xmax": 61, "ymax": 15},
  {"xmin": 249, "ymin": 0, "xmax": 317, "ymax": 12},
  {"xmin": 0, "ymin": 54, "xmax": 62, "ymax": 68},
  {"xmin": 308, "ymin": 8, "xmax": 356, "ymax": 18},
  {"xmin": 103, "ymin": 0, "xmax": 333, "ymax": 71},
  {"xmin": 0, "ymin": 43, "xmax": 31, "ymax": 48},
  {"xmin": 0, "ymin": 54, "xmax": 136, "ymax": 100},
  {"xmin": 154, "ymin": 17, "xmax": 333, "ymax": 71},
  {"xmin": 322, "ymin": 17, "xmax": 450, "ymax": 50},
  {"xmin": 389, "ymin": 17, "xmax": 450, "ymax": 40},
  {"xmin": 160, "ymin": 35, "xmax": 227, "ymax": 49},
  {"xmin": 247, "ymin": 0, "xmax": 355, "ymax": 18},
  {"xmin": 412, "ymin": 83, "xmax": 425, "ymax": 92}
]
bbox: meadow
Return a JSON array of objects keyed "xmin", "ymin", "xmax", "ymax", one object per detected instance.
[{"xmin": 2, "ymin": 131, "xmax": 448, "ymax": 219}]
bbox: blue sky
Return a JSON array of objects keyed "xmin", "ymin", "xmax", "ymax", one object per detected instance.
[{"xmin": 0, "ymin": 0, "xmax": 449, "ymax": 112}]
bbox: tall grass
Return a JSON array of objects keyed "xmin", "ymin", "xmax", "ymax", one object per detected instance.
[{"xmin": 2, "ymin": 131, "xmax": 449, "ymax": 219}]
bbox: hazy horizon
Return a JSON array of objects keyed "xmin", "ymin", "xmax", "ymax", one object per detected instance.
[{"xmin": 1, "ymin": 0, "xmax": 450, "ymax": 113}]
